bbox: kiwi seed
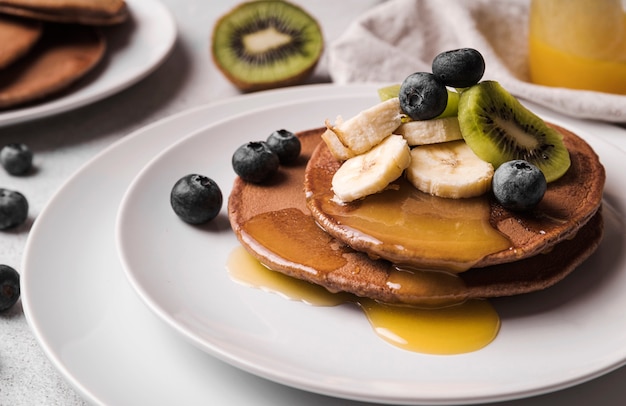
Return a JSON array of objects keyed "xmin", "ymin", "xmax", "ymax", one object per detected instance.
[
  {"xmin": 457, "ymin": 81, "xmax": 571, "ymax": 182},
  {"xmin": 211, "ymin": 0, "xmax": 323, "ymax": 92}
]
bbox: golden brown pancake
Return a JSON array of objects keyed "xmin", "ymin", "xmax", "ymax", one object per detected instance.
[
  {"xmin": 0, "ymin": 0, "xmax": 128, "ymax": 25},
  {"xmin": 228, "ymin": 127, "xmax": 605, "ymax": 305},
  {"xmin": 0, "ymin": 23, "xmax": 105, "ymax": 109},
  {"xmin": 305, "ymin": 124, "xmax": 605, "ymax": 271},
  {"xmin": 0, "ymin": 14, "xmax": 41, "ymax": 69}
]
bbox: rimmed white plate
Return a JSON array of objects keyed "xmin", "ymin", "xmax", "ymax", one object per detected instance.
[
  {"xmin": 0, "ymin": 0, "xmax": 176, "ymax": 127},
  {"xmin": 115, "ymin": 89, "xmax": 626, "ymax": 405}
]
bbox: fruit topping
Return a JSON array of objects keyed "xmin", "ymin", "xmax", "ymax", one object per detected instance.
[
  {"xmin": 395, "ymin": 116, "xmax": 463, "ymax": 146},
  {"xmin": 322, "ymin": 97, "xmax": 403, "ymax": 159},
  {"xmin": 380, "ymin": 84, "xmax": 460, "ymax": 119},
  {"xmin": 331, "ymin": 134, "xmax": 410, "ymax": 203},
  {"xmin": 405, "ymin": 140, "xmax": 494, "ymax": 199},
  {"xmin": 399, "ymin": 72, "xmax": 448, "ymax": 120},
  {"xmin": 170, "ymin": 174, "xmax": 223, "ymax": 224},
  {"xmin": 321, "ymin": 47, "xmax": 570, "ymax": 203},
  {"xmin": 266, "ymin": 129, "xmax": 301, "ymax": 164},
  {"xmin": 211, "ymin": 0, "xmax": 323, "ymax": 92},
  {"xmin": 457, "ymin": 80, "xmax": 571, "ymax": 182},
  {"xmin": 0, "ymin": 188, "xmax": 28, "ymax": 230},
  {"xmin": 0, "ymin": 264, "xmax": 20, "ymax": 312},
  {"xmin": 432, "ymin": 48, "xmax": 485, "ymax": 88},
  {"xmin": 1, "ymin": 143, "xmax": 33, "ymax": 175},
  {"xmin": 492, "ymin": 160, "xmax": 547, "ymax": 211},
  {"xmin": 232, "ymin": 141, "xmax": 280, "ymax": 183}
]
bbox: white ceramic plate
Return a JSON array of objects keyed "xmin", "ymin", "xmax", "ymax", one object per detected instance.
[
  {"xmin": 0, "ymin": 0, "xmax": 176, "ymax": 127},
  {"xmin": 22, "ymin": 85, "xmax": 393, "ymax": 406},
  {"xmin": 116, "ymin": 90, "xmax": 626, "ymax": 405}
]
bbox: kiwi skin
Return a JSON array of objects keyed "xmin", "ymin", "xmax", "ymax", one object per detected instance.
[
  {"xmin": 458, "ymin": 81, "xmax": 571, "ymax": 183},
  {"xmin": 211, "ymin": 0, "xmax": 324, "ymax": 92}
]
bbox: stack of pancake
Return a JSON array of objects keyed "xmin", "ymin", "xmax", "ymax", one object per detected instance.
[
  {"xmin": 229, "ymin": 124, "xmax": 605, "ymax": 306},
  {"xmin": 0, "ymin": 0, "xmax": 128, "ymax": 109}
]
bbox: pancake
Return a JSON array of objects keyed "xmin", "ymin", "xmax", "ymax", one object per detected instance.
[
  {"xmin": 0, "ymin": 14, "xmax": 41, "ymax": 69},
  {"xmin": 0, "ymin": 23, "xmax": 105, "ymax": 109},
  {"xmin": 305, "ymin": 123, "xmax": 605, "ymax": 271},
  {"xmin": 228, "ymin": 127, "xmax": 605, "ymax": 305},
  {"xmin": 0, "ymin": 0, "xmax": 128, "ymax": 25}
]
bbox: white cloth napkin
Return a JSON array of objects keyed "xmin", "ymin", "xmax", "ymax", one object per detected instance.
[{"xmin": 327, "ymin": 0, "xmax": 626, "ymax": 123}]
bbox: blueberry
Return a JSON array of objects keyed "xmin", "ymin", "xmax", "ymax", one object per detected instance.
[
  {"xmin": 170, "ymin": 174, "xmax": 223, "ymax": 224},
  {"xmin": 0, "ymin": 265, "xmax": 19, "ymax": 312},
  {"xmin": 1, "ymin": 143, "xmax": 33, "ymax": 175},
  {"xmin": 492, "ymin": 160, "xmax": 547, "ymax": 211},
  {"xmin": 0, "ymin": 188, "xmax": 28, "ymax": 230},
  {"xmin": 232, "ymin": 141, "xmax": 280, "ymax": 183},
  {"xmin": 266, "ymin": 129, "xmax": 301, "ymax": 164},
  {"xmin": 432, "ymin": 48, "xmax": 485, "ymax": 88},
  {"xmin": 399, "ymin": 72, "xmax": 448, "ymax": 120}
]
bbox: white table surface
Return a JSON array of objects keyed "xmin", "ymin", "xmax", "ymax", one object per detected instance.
[{"xmin": 0, "ymin": 0, "xmax": 625, "ymax": 405}]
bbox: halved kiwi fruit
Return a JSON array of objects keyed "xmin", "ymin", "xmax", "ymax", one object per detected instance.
[
  {"xmin": 211, "ymin": 0, "xmax": 323, "ymax": 92},
  {"xmin": 458, "ymin": 80, "xmax": 571, "ymax": 182}
]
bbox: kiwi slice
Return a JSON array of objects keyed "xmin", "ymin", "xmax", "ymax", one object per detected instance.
[
  {"xmin": 458, "ymin": 81, "xmax": 570, "ymax": 182},
  {"xmin": 211, "ymin": 0, "xmax": 323, "ymax": 92},
  {"xmin": 377, "ymin": 84, "xmax": 401, "ymax": 101}
]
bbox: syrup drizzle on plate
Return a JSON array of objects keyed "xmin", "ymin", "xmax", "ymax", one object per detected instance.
[{"xmin": 227, "ymin": 246, "xmax": 500, "ymax": 355}]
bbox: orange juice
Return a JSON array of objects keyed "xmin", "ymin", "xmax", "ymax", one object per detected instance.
[{"xmin": 528, "ymin": 0, "xmax": 626, "ymax": 94}]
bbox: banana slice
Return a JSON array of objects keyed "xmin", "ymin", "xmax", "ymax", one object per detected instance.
[
  {"xmin": 332, "ymin": 134, "xmax": 411, "ymax": 202},
  {"xmin": 321, "ymin": 116, "xmax": 355, "ymax": 161},
  {"xmin": 395, "ymin": 116, "xmax": 463, "ymax": 146},
  {"xmin": 406, "ymin": 140, "xmax": 494, "ymax": 199},
  {"xmin": 324, "ymin": 97, "xmax": 403, "ymax": 159}
]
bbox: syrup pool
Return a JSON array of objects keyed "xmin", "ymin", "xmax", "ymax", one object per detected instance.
[
  {"xmin": 227, "ymin": 246, "xmax": 500, "ymax": 355},
  {"xmin": 313, "ymin": 177, "xmax": 512, "ymax": 272}
]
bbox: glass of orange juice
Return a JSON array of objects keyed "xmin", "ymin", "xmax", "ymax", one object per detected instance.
[{"xmin": 528, "ymin": 0, "xmax": 626, "ymax": 94}]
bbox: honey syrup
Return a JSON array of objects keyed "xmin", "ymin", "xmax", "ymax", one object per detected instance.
[
  {"xmin": 314, "ymin": 177, "xmax": 512, "ymax": 272},
  {"xmin": 227, "ymin": 247, "xmax": 499, "ymax": 355}
]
